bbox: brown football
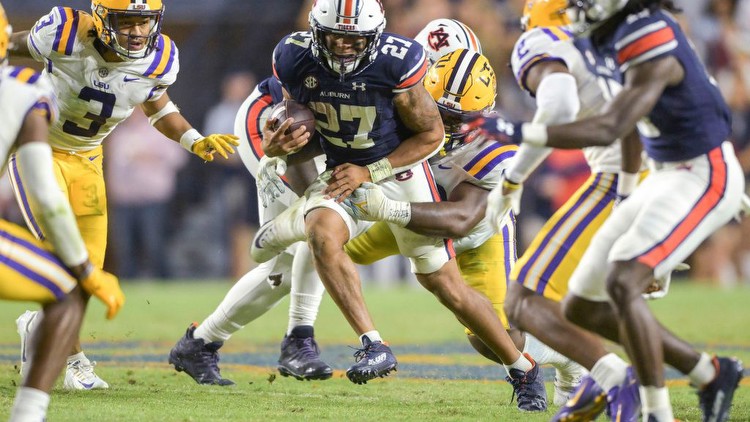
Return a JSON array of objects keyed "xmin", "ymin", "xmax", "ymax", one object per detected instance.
[{"xmin": 270, "ymin": 99, "xmax": 316, "ymax": 138}]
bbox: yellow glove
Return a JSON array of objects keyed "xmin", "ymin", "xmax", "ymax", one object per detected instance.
[
  {"xmin": 191, "ymin": 134, "xmax": 240, "ymax": 161},
  {"xmin": 79, "ymin": 266, "xmax": 125, "ymax": 320}
]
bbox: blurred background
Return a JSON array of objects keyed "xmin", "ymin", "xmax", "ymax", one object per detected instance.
[{"xmin": 3, "ymin": 0, "xmax": 750, "ymax": 287}]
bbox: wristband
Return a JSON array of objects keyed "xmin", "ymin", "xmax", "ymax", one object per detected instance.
[
  {"xmin": 180, "ymin": 128, "xmax": 203, "ymax": 153},
  {"xmin": 502, "ymin": 176, "xmax": 521, "ymax": 191},
  {"xmin": 617, "ymin": 172, "xmax": 639, "ymax": 198},
  {"xmin": 521, "ymin": 122, "xmax": 549, "ymax": 147},
  {"xmin": 148, "ymin": 101, "xmax": 180, "ymax": 126},
  {"xmin": 366, "ymin": 157, "xmax": 393, "ymax": 183}
]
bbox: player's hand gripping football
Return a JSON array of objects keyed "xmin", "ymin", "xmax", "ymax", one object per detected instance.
[
  {"xmin": 262, "ymin": 118, "xmax": 311, "ymax": 157},
  {"xmin": 78, "ymin": 264, "xmax": 125, "ymax": 320},
  {"xmin": 192, "ymin": 134, "xmax": 240, "ymax": 162},
  {"xmin": 460, "ymin": 114, "xmax": 523, "ymax": 145},
  {"xmin": 257, "ymin": 156, "xmax": 288, "ymax": 207},
  {"xmin": 486, "ymin": 175, "xmax": 523, "ymax": 234}
]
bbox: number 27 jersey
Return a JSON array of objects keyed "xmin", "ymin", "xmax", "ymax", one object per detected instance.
[
  {"xmin": 272, "ymin": 31, "xmax": 427, "ymax": 168},
  {"xmin": 27, "ymin": 7, "xmax": 179, "ymax": 152}
]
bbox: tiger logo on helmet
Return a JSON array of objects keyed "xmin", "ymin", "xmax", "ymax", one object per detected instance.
[
  {"xmin": 521, "ymin": 0, "xmax": 571, "ymax": 31},
  {"xmin": 423, "ymin": 49, "xmax": 496, "ymax": 154},
  {"xmin": 308, "ymin": 0, "xmax": 386, "ymax": 81},
  {"xmin": 0, "ymin": 2, "xmax": 10, "ymax": 65},
  {"xmin": 91, "ymin": 0, "xmax": 163, "ymax": 59},
  {"xmin": 414, "ymin": 19, "xmax": 482, "ymax": 65}
]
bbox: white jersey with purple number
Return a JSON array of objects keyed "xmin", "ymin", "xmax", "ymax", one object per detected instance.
[
  {"xmin": 511, "ymin": 26, "xmax": 621, "ymax": 174},
  {"xmin": 27, "ymin": 7, "xmax": 179, "ymax": 152}
]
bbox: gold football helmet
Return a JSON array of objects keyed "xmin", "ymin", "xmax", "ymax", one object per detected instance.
[
  {"xmin": 521, "ymin": 0, "xmax": 570, "ymax": 31},
  {"xmin": 423, "ymin": 49, "xmax": 496, "ymax": 153},
  {"xmin": 91, "ymin": 0, "xmax": 163, "ymax": 59},
  {"xmin": 0, "ymin": 2, "xmax": 10, "ymax": 65}
]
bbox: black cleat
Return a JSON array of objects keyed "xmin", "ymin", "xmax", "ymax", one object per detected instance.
[
  {"xmin": 506, "ymin": 354, "xmax": 548, "ymax": 412},
  {"xmin": 345, "ymin": 337, "xmax": 398, "ymax": 385},
  {"xmin": 277, "ymin": 326, "xmax": 333, "ymax": 381},
  {"xmin": 169, "ymin": 323, "xmax": 234, "ymax": 386},
  {"xmin": 697, "ymin": 356, "xmax": 743, "ymax": 422}
]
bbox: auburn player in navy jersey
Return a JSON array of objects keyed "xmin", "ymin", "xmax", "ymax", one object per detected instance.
[
  {"xmin": 470, "ymin": 1, "xmax": 745, "ymax": 421},
  {"xmin": 255, "ymin": 0, "xmax": 544, "ymax": 387}
]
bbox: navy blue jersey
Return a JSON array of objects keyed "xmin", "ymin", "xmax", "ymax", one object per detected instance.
[
  {"xmin": 258, "ymin": 76, "xmax": 285, "ymax": 103},
  {"xmin": 273, "ymin": 31, "xmax": 428, "ymax": 168},
  {"xmin": 576, "ymin": 9, "xmax": 731, "ymax": 162}
]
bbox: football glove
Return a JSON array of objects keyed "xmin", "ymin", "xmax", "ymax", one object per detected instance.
[
  {"xmin": 78, "ymin": 266, "xmax": 125, "ymax": 320},
  {"xmin": 486, "ymin": 176, "xmax": 523, "ymax": 234},
  {"xmin": 191, "ymin": 134, "xmax": 240, "ymax": 161},
  {"xmin": 460, "ymin": 115, "xmax": 523, "ymax": 145},
  {"xmin": 342, "ymin": 182, "xmax": 411, "ymax": 226},
  {"xmin": 257, "ymin": 156, "xmax": 288, "ymax": 207}
]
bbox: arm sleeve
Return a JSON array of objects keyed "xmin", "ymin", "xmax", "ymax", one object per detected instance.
[
  {"xmin": 16, "ymin": 142, "xmax": 88, "ymax": 267},
  {"xmin": 506, "ymin": 72, "xmax": 579, "ymax": 183}
]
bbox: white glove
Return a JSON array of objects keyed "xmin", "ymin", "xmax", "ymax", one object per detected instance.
[
  {"xmin": 643, "ymin": 262, "xmax": 690, "ymax": 300},
  {"xmin": 486, "ymin": 175, "xmax": 523, "ymax": 234},
  {"xmin": 257, "ymin": 156, "xmax": 288, "ymax": 208},
  {"xmin": 342, "ymin": 182, "xmax": 411, "ymax": 226}
]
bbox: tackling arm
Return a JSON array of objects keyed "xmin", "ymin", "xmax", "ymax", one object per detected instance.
[{"xmin": 407, "ymin": 182, "xmax": 488, "ymax": 238}]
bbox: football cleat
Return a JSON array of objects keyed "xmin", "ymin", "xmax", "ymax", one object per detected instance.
[
  {"xmin": 697, "ymin": 356, "xmax": 743, "ymax": 422},
  {"xmin": 551, "ymin": 375, "xmax": 607, "ymax": 422},
  {"xmin": 346, "ymin": 337, "xmax": 398, "ymax": 384},
  {"xmin": 506, "ymin": 354, "xmax": 548, "ymax": 412},
  {"xmin": 606, "ymin": 367, "xmax": 641, "ymax": 422},
  {"xmin": 553, "ymin": 360, "xmax": 588, "ymax": 406},
  {"xmin": 277, "ymin": 325, "xmax": 333, "ymax": 381},
  {"xmin": 64, "ymin": 358, "xmax": 109, "ymax": 390},
  {"xmin": 16, "ymin": 310, "xmax": 39, "ymax": 378},
  {"xmin": 250, "ymin": 197, "xmax": 307, "ymax": 263},
  {"xmin": 168, "ymin": 323, "xmax": 235, "ymax": 386}
]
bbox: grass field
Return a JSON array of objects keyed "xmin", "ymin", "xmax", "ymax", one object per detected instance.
[{"xmin": 0, "ymin": 280, "xmax": 748, "ymax": 421}]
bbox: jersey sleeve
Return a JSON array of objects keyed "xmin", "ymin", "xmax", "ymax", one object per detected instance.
[
  {"xmin": 510, "ymin": 27, "xmax": 575, "ymax": 94},
  {"xmin": 272, "ymin": 32, "xmax": 310, "ymax": 87},
  {"xmin": 28, "ymin": 7, "xmax": 85, "ymax": 61},
  {"xmin": 388, "ymin": 36, "xmax": 428, "ymax": 93},
  {"xmin": 459, "ymin": 141, "xmax": 517, "ymax": 190},
  {"xmin": 613, "ymin": 13, "xmax": 678, "ymax": 73},
  {"xmin": 142, "ymin": 34, "xmax": 180, "ymax": 101}
]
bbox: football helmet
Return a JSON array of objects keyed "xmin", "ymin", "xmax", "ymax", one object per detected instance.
[
  {"xmin": 309, "ymin": 0, "xmax": 386, "ymax": 80},
  {"xmin": 423, "ymin": 49, "xmax": 496, "ymax": 153},
  {"xmin": 521, "ymin": 0, "xmax": 570, "ymax": 31},
  {"xmin": 0, "ymin": 2, "xmax": 9, "ymax": 65},
  {"xmin": 91, "ymin": 0, "xmax": 163, "ymax": 59},
  {"xmin": 414, "ymin": 19, "xmax": 482, "ymax": 65},
  {"xmin": 566, "ymin": 0, "xmax": 630, "ymax": 34}
]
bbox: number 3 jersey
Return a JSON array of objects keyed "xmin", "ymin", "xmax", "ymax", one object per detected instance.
[
  {"xmin": 272, "ymin": 31, "xmax": 428, "ymax": 168},
  {"xmin": 511, "ymin": 26, "xmax": 622, "ymax": 174},
  {"xmin": 26, "ymin": 7, "xmax": 179, "ymax": 152}
]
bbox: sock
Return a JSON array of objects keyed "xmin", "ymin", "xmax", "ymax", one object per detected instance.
[
  {"xmin": 67, "ymin": 351, "xmax": 86, "ymax": 365},
  {"xmin": 360, "ymin": 330, "xmax": 382, "ymax": 346},
  {"xmin": 194, "ymin": 259, "xmax": 292, "ymax": 343},
  {"xmin": 688, "ymin": 352, "xmax": 716, "ymax": 388},
  {"xmin": 590, "ymin": 353, "xmax": 629, "ymax": 392},
  {"xmin": 504, "ymin": 352, "xmax": 534, "ymax": 374},
  {"xmin": 287, "ymin": 245, "xmax": 325, "ymax": 335},
  {"xmin": 287, "ymin": 293, "xmax": 322, "ymax": 334},
  {"xmin": 522, "ymin": 334, "xmax": 569, "ymax": 367},
  {"xmin": 639, "ymin": 386, "xmax": 673, "ymax": 421},
  {"xmin": 9, "ymin": 387, "xmax": 49, "ymax": 422},
  {"xmin": 289, "ymin": 325, "xmax": 314, "ymax": 338}
]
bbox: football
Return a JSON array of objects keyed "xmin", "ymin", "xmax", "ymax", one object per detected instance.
[{"xmin": 270, "ymin": 99, "xmax": 316, "ymax": 138}]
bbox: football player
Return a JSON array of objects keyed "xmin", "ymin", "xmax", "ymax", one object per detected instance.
[
  {"xmin": 413, "ymin": 18, "xmax": 482, "ymax": 65},
  {"xmin": 0, "ymin": 3, "xmax": 124, "ymax": 420},
  {"xmin": 472, "ymin": 1, "xmax": 745, "ymax": 420},
  {"xmin": 8, "ymin": 0, "xmax": 239, "ymax": 390}
]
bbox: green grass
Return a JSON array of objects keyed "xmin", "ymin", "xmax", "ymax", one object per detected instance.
[{"xmin": 0, "ymin": 280, "xmax": 748, "ymax": 421}]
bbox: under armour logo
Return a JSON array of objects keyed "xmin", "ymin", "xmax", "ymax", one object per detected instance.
[
  {"xmin": 352, "ymin": 82, "xmax": 366, "ymax": 91},
  {"xmin": 428, "ymin": 28, "xmax": 451, "ymax": 50}
]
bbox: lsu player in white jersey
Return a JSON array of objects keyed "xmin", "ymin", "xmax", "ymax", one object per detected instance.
[
  {"xmin": 9, "ymin": 0, "xmax": 239, "ymax": 390},
  {"xmin": 0, "ymin": 3, "xmax": 124, "ymax": 420}
]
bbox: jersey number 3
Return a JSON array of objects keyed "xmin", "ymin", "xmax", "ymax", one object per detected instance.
[{"xmin": 62, "ymin": 87, "xmax": 116, "ymax": 137}]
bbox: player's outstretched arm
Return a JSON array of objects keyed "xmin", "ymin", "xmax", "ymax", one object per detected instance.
[
  {"xmin": 143, "ymin": 93, "xmax": 239, "ymax": 161},
  {"xmin": 9, "ymin": 31, "xmax": 32, "ymax": 58}
]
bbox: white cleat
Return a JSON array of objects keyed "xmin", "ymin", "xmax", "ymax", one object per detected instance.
[
  {"xmin": 250, "ymin": 196, "xmax": 307, "ymax": 263},
  {"xmin": 64, "ymin": 358, "xmax": 109, "ymax": 390},
  {"xmin": 553, "ymin": 360, "xmax": 588, "ymax": 406},
  {"xmin": 16, "ymin": 310, "xmax": 39, "ymax": 378}
]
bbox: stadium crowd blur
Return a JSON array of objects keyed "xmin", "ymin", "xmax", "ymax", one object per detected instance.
[{"xmin": 3, "ymin": 0, "xmax": 750, "ymax": 285}]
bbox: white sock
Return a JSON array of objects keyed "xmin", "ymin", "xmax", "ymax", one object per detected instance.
[
  {"xmin": 194, "ymin": 258, "xmax": 292, "ymax": 343},
  {"xmin": 504, "ymin": 352, "xmax": 533, "ymax": 374},
  {"xmin": 9, "ymin": 387, "xmax": 49, "ymax": 422},
  {"xmin": 67, "ymin": 351, "xmax": 86, "ymax": 365},
  {"xmin": 287, "ymin": 293, "xmax": 322, "ymax": 334},
  {"xmin": 639, "ymin": 386, "xmax": 673, "ymax": 421},
  {"xmin": 590, "ymin": 353, "xmax": 629, "ymax": 392},
  {"xmin": 688, "ymin": 352, "xmax": 716, "ymax": 388},
  {"xmin": 287, "ymin": 245, "xmax": 325, "ymax": 334},
  {"xmin": 522, "ymin": 334, "xmax": 569, "ymax": 367},
  {"xmin": 360, "ymin": 330, "xmax": 383, "ymax": 346}
]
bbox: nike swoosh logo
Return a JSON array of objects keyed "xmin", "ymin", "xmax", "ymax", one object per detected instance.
[
  {"xmin": 88, "ymin": 155, "xmax": 100, "ymax": 161},
  {"xmin": 123, "ymin": 76, "xmax": 139, "ymax": 82},
  {"xmin": 437, "ymin": 164, "xmax": 452, "ymax": 170}
]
